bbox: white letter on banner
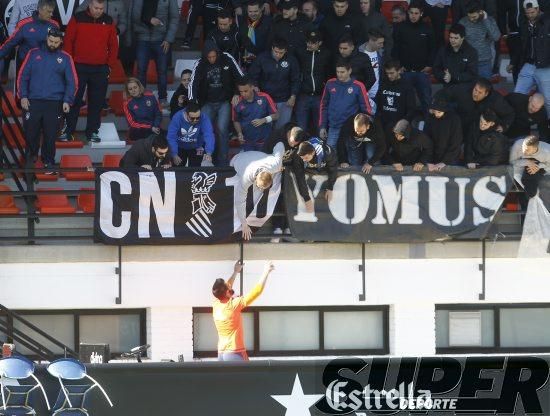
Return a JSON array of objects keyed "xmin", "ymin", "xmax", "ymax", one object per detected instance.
[
  {"xmin": 371, "ymin": 176, "xmax": 422, "ymax": 224},
  {"xmin": 99, "ymin": 171, "xmax": 132, "ymax": 238},
  {"xmin": 328, "ymin": 174, "xmax": 369, "ymax": 224},
  {"xmin": 472, "ymin": 175, "xmax": 507, "ymax": 225},
  {"xmin": 426, "ymin": 177, "xmax": 470, "ymax": 226},
  {"xmin": 292, "ymin": 173, "xmax": 326, "ymax": 223},
  {"xmin": 138, "ymin": 172, "xmax": 176, "ymax": 238}
]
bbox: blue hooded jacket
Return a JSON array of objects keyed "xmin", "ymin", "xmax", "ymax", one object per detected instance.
[{"xmin": 167, "ymin": 108, "xmax": 215, "ymax": 157}]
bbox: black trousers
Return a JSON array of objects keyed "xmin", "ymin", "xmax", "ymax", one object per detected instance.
[
  {"xmin": 423, "ymin": 3, "xmax": 449, "ymax": 51},
  {"xmin": 184, "ymin": 1, "xmax": 219, "ymax": 41},
  {"xmin": 66, "ymin": 64, "xmax": 109, "ymax": 138},
  {"xmin": 522, "ymin": 166, "xmax": 546, "ymax": 198},
  {"xmin": 23, "ymin": 99, "xmax": 62, "ymax": 165},
  {"xmin": 178, "ymin": 147, "xmax": 203, "ymax": 167}
]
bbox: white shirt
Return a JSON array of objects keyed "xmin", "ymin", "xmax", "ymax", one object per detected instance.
[{"xmin": 230, "ymin": 142, "xmax": 284, "ymax": 224}]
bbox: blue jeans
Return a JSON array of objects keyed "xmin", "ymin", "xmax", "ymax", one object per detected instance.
[
  {"xmin": 515, "ymin": 63, "xmax": 550, "ymax": 115},
  {"xmin": 202, "ymin": 101, "xmax": 230, "ymax": 166},
  {"xmin": 275, "ymin": 101, "xmax": 293, "ymax": 131},
  {"xmin": 327, "ymin": 127, "xmax": 341, "ymax": 149},
  {"xmin": 295, "ymin": 94, "xmax": 321, "ymax": 133},
  {"xmin": 402, "ymin": 71, "xmax": 432, "ymax": 115},
  {"xmin": 135, "ymin": 40, "xmax": 169, "ymax": 100},
  {"xmin": 478, "ymin": 61, "xmax": 493, "ymax": 80},
  {"xmin": 346, "ymin": 139, "xmax": 376, "ymax": 166},
  {"xmin": 218, "ymin": 351, "xmax": 248, "ymax": 361}
]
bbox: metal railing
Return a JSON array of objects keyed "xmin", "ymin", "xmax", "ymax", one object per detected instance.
[{"xmin": 0, "ymin": 303, "xmax": 78, "ymax": 361}]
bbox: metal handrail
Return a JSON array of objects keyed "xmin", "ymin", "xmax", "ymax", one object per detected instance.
[{"xmin": 0, "ymin": 304, "xmax": 78, "ymax": 359}]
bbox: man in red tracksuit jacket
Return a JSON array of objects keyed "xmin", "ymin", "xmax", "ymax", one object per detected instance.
[{"xmin": 61, "ymin": 0, "xmax": 119, "ymax": 143}]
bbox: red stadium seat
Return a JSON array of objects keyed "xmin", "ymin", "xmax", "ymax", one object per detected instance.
[
  {"xmin": 0, "ymin": 185, "xmax": 20, "ymax": 215},
  {"xmin": 56, "ymin": 139, "xmax": 84, "ymax": 149},
  {"xmin": 16, "ymin": 156, "xmax": 59, "ymax": 181},
  {"xmin": 60, "ymin": 155, "xmax": 95, "ymax": 181},
  {"xmin": 77, "ymin": 188, "xmax": 95, "ymax": 213},
  {"xmin": 0, "ymin": 173, "xmax": 4, "ymax": 181},
  {"xmin": 109, "ymin": 60, "xmax": 127, "ymax": 84},
  {"xmin": 35, "ymin": 187, "xmax": 76, "ymax": 214},
  {"xmin": 102, "ymin": 154, "xmax": 123, "ymax": 168},
  {"xmin": 109, "ymin": 90, "xmax": 126, "ymax": 116},
  {"xmin": 2, "ymin": 123, "xmax": 26, "ymax": 150},
  {"xmin": 1, "ymin": 91, "xmax": 22, "ymax": 117}
]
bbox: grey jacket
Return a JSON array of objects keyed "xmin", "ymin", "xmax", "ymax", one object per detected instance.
[
  {"xmin": 129, "ymin": 0, "xmax": 179, "ymax": 43},
  {"xmin": 459, "ymin": 15, "xmax": 501, "ymax": 64},
  {"xmin": 77, "ymin": 0, "xmax": 128, "ymax": 35}
]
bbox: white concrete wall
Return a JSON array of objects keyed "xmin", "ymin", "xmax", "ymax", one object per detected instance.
[{"xmin": 1, "ymin": 254, "xmax": 550, "ymax": 360}]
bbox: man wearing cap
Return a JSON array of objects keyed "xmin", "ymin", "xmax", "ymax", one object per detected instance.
[
  {"xmin": 269, "ymin": 0, "xmax": 312, "ymax": 55},
  {"xmin": 17, "ymin": 28, "xmax": 77, "ymax": 173},
  {"xmin": 386, "ymin": 119, "xmax": 434, "ymax": 172},
  {"xmin": 424, "ymin": 97, "xmax": 463, "ymax": 171},
  {"xmin": 295, "ymin": 30, "xmax": 331, "ymax": 132},
  {"xmin": 512, "ymin": 0, "xmax": 550, "ymax": 117}
]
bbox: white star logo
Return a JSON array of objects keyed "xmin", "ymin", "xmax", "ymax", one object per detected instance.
[{"xmin": 271, "ymin": 374, "xmax": 324, "ymax": 416}]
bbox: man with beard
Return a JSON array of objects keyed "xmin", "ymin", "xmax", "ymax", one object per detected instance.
[
  {"xmin": 120, "ymin": 133, "xmax": 171, "ymax": 169},
  {"xmin": 17, "ymin": 28, "xmax": 76, "ymax": 173}
]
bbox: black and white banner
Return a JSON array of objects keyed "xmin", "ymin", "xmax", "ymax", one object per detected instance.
[
  {"xmin": 94, "ymin": 168, "xmax": 280, "ymax": 245},
  {"xmin": 95, "ymin": 167, "xmax": 515, "ymax": 245},
  {"xmin": 285, "ymin": 166, "xmax": 513, "ymax": 243}
]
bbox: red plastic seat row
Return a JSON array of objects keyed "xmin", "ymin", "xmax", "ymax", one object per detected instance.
[{"xmin": 0, "ymin": 185, "xmax": 20, "ymax": 214}]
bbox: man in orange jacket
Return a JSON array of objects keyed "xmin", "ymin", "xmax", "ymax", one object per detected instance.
[{"xmin": 212, "ymin": 260, "xmax": 275, "ymax": 361}]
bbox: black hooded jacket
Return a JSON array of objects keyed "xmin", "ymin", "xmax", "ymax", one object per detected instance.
[
  {"xmin": 424, "ymin": 110, "xmax": 463, "ymax": 165},
  {"xmin": 386, "ymin": 124, "xmax": 434, "ymax": 165},
  {"xmin": 188, "ymin": 40, "xmax": 245, "ymax": 105},
  {"xmin": 465, "ymin": 126, "xmax": 510, "ymax": 166}
]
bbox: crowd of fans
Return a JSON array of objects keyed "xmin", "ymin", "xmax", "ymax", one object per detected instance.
[{"xmin": 1, "ymin": 0, "xmax": 550, "ymax": 200}]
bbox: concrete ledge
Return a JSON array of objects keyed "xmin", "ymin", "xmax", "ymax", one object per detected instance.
[{"xmin": 0, "ymin": 240, "xmax": 522, "ymax": 263}]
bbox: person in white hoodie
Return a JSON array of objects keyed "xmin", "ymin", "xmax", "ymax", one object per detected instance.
[
  {"xmin": 510, "ymin": 135, "xmax": 550, "ymax": 197},
  {"xmin": 230, "ymin": 142, "xmax": 284, "ymax": 240},
  {"xmin": 7, "ymin": 0, "xmax": 38, "ymax": 35}
]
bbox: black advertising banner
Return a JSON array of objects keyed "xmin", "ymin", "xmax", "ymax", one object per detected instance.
[
  {"xmin": 285, "ymin": 166, "xmax": 513, "ymax": 243},
  {"xmin": 94, "ymin": 168, "xmax": 238, "ymax": 245},
  {"xmin": 30, "ymin": 356, "xmax": 550, "ymax": 415}
]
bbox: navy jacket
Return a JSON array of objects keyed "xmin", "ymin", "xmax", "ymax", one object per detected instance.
[
  {"xmin": 248, "ymin": 51, "xmax": 301, "ymax": 102},
  {"xmin": 17, "ymin": 44, "xmax": 77, "ymax": 104},
  {"xmin": 123, "ymin": 92, "xmax": 162, "ymax": 129},
  {"xmin": 0, "ymin": 12, "xmax": 59, "ymax": 62},
  {"xmin": 319, "ymin": 78, "xmax": 372, "ymax": 129}
]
